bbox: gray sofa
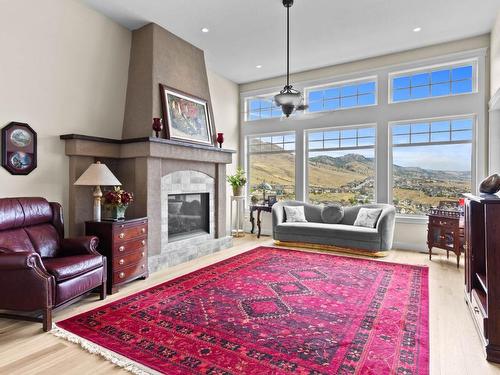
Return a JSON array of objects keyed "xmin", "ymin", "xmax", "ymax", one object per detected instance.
[{"xmin": 272, "ymin": 201, "xmax": 396, "ymax": 253}]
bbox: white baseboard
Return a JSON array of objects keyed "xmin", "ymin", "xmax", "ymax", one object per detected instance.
[{"xmin": 393, "ymin": 241, "xmax": 427, "ymax": 253}]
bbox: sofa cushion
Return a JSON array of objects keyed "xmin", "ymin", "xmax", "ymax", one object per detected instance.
[
  {"xmin": 321, "ymin": 204, "xmax": 344, "ymax": 224},
  {"xmin": 43, "ymin": 254, "xmax": 103, "ymax": 282},
  {"xmin": 24, "ymin": 224, "xmax": 60, "ymax": 258},
  {"xmin": 0, "ymin": 199, "xmax": 25, "ymax": 231},
  {"xmin": 284, "ymin": 206, "xmax": 308, "ymax": 223},
  {"xmin": 353, "ymin": 208, "xmax": 382, "ymax": 228},
  {"xmin": 18, "ymin": 198, "xmax": 53, "ymax": 227},
  {"xmin": 0, "ymin": 228, "xmax": 36, "ymax": 253},
  {"xmin": 275, "ymin": 222, "xmax": 380, "ymax": 243}
]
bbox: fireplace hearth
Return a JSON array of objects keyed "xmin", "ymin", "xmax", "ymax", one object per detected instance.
[{"xmin": 168, "ymin": 193, "xmax": 209, "ymax": 241}]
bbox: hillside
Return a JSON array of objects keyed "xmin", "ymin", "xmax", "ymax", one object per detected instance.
[{"xmin": 250, "ymin": 151, "xmax": 470, "ymax": 212}]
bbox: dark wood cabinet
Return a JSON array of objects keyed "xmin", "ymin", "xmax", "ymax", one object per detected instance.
[
  {"xmin": 464, "ymin": 194, "xmax": 500, "ymax": 363},
  {"xmin": 86, "ymin": 218, "xmax": 148, "ymax": 294}
]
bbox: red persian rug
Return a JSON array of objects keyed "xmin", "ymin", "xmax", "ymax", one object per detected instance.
[{"xmin": 55, "ymin": 247, "xmax": 429, "ymax": 375}]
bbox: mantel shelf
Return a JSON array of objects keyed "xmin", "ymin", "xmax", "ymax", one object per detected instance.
[{"xmin": 60, "ymin": 134, "xmax": 235, "ymax": 164}]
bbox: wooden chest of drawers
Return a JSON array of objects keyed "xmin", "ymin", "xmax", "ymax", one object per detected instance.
[{"xmin": 85, "ymin": 218, "xmax": 148, "ymax": 294}]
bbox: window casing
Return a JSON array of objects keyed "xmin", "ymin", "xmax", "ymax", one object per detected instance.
[
  {"xmin": 306, "ymin": 78, "xmax": 377, "ymax": 113},
  {"xmin": 307, "ymin": 126, "xmax": 376, "ymax": 205},
  {"xmin": 390, "ymin": 116, "xmax": 474, "ymax": 215},
  {"xmin": 389, "ymin": 60, "xmax": 477, "ymax": 103},
  {"xmin": 247, "ymin": 133, "xmax": 296, "ymax": 200}
]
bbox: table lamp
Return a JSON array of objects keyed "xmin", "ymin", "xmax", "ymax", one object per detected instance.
[{"xmin": 74, "ymin": 161, "xmax": 121, "ymax": 221}]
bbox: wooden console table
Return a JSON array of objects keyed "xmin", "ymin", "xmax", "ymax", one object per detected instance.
[{"xmin": 250, "ymin": 205, "xmax": 272, "ymax": 238}]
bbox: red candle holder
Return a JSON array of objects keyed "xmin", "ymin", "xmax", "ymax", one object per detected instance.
[
  {"xmin": 152, "ymin": 118, "xmax": 163, "ymax": 138},
  {"xmin": 216, "ymin": 132, "xmax": 224, "ymax": 148}
]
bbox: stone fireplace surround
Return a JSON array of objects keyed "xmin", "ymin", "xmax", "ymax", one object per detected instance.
[
  {"xmin": 60, "ymin": 22, "xmax": 236, "ymax": 273},
  {"xmin": 61, "ymin": 134, "xmax": 234, "ymax": 273}
]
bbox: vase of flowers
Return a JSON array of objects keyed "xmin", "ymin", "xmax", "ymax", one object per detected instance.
[
  {"xmin": 227, "ymin": 167, "xmax": 247, "ymax": 196},
  {"xmin": 102, "ymin": 187, "xmax": 134, "ymax": 221}
]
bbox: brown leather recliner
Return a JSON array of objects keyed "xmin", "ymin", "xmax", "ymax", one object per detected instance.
[{"xmin": 0, "ymin": 197, "xmax": 107, "ymax": 331}]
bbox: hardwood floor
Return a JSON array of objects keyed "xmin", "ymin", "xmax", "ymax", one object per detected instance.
[{"xmin": 1, "ymin": 236, "xmax": 499, "ymax": 375}]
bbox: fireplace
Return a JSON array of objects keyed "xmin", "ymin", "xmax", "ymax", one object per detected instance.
[{"xmin": 168, "ymin": 193, "xmax": 209, "ymax": 241}]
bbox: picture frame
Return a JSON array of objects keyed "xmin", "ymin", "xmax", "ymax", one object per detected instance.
[
  {"xmin": 1, "ymin": 122, "xmax": 37, "ymax": 175},
  {"xmin": 267, "ymin": 195, "xmax": 277, "ymax": 206},
  {"xmin": 159, "ymin": 84, "xmax": 215, "ymax": 146}
]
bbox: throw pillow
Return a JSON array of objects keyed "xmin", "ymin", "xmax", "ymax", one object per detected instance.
[
  {"xmin": 284, "ymin": 206, "xmax": 308, "ymax": 223},
  {"xmin": 353, "ymin": 208, "xmax": 382, "ymax": 228},
  {"xmin": 321, "ymin": 203, "xmax": 344, "ymax": 224}
]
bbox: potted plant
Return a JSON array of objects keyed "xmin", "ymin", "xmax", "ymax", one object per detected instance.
[
  {"xmin": 102, "ymin": 186, "xmax": 134, "ymax": 221},
  {"xmin": 255, "ymin": 181, "xmax": 273, "ymax": 202},
  {"xmin": 227, "ymin": 167, "xmax": 247, "ymax": 196}
]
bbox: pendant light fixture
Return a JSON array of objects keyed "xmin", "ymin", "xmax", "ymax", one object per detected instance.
[{"xmin": 274, "ymin": 0, "xmax": 308, "ymax": 118}]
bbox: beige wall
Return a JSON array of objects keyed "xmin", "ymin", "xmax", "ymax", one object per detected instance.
[
  {"xmin": 241, "ymin": 35, "xmax": 490, "ymax": 93},
  {"xmin": 492, "ymin": 11, "xmax": 500, "ymax": 97},
  {"xmin": 0, "ymin": 0, "xmax": 131, "ymax": 211},
  {"xmin": 207, "ymin": 70, "xmax": 240, "ymax": 231}
]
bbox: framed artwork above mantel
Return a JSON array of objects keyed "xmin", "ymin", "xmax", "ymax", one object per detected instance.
[
  {"xmin": 1, "ymin": 122, "xmax": 37, "ymax": 175},
  {"xmin": 159, "ymin": 84, "xmax": 216, "ymax": 146}
]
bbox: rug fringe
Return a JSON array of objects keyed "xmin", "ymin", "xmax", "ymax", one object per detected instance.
[{"xmin": 51, "ymin": 324, "xmax": 161, "ymax": 375}]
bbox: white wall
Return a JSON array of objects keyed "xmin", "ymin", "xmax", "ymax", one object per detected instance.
[
  {"xmin": 239, "ymin": 36, "xmax": 490, "ymax": 252},
  {"xmin": 0, "ymin": 0, "xmax": 131, "ymax": 210},
  {"xmin": 491, "ymin": 11, "xmax": 500, "ymax": 97},
  {"xmin": 207, "ymin": 70, "xmax": 240, "ymax": 232}
]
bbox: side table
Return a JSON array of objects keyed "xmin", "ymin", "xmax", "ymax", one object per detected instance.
[
  {"xmin": 250, "ymin": 204, "xmax": 272, "ymax": 238},
  {"xmin": 427, "ymin": 210, "xmax": 464, "ymax": 268},
  {"xmin": 85, "ymin": 218, "xmax": 148, "ymax": 294},
  {"xmin": 230, "ymin": 196, "xmax": 245, "ymax": 237}
]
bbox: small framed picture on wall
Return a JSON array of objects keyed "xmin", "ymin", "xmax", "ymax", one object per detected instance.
[{"xmin": 1, "ymin": 122, "xmax": 37, "ymax": 175}]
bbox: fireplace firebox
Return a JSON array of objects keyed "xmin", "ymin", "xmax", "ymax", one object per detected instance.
[{"xmin": 168, "ymin": 193, "xmax": 209, "ymax": 241}]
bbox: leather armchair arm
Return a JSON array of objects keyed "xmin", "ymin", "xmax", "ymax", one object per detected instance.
[
  {"xmin": 60, "ymin": 236, "xmax": 100, "ymax": 256},
  {"xmin": 0, "ymin": 252, "xmax": 44, "ymax": 270}
]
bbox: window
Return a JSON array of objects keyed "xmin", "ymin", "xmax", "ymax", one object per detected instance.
[
  {"xmin": 245, "ymin": 95, "xmax": 282, "ymax": 121},
  {"xmin": 390, "ymin": 61, "xmax": 476, "ymax": 102},
  {"xmin": 307, "ymin": 126, "xmax": 376, "ymax": 205},
  {"xmin": 307, "ymin": 78, "xmax": 376, "ymax": 113},
  {"xmin": 248, "ymin": 133, "xmax": 295, "ymax": 200},
  {"xmin": 391, "ymin": 116, "xmax": 474, "ymax": 215}
]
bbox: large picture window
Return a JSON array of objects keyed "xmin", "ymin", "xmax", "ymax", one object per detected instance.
[
  {"xmin": 391, "ymin": 116, "xmax": 474, "ymax": 215},
  {"xmin": 248, "ymin": 133, "xmax": 296, "ymax": 200},
  {"xmin": 307, "ymin": 126, "xmax": 376, "ymax": 205},
  {"xmin": 306, "ymin": 78, "xmax": 376, "ymax": 113},
  {"xmin": 390, "ymin": 61, "xmax": 476, "ymax": 103}
]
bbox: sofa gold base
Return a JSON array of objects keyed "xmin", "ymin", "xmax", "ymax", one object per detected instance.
[{"xmin": 273, "ymin": 240, "xmax": 389, "ymax": 258}]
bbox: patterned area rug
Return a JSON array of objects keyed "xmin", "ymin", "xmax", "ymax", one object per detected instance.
[{"xmin": 55, "ymin": 247, "xmax": 429, "ymax": 374}]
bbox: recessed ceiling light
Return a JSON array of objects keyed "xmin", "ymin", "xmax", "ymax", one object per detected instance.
[
  {"xmin": 256, "ymin": 65, "xmax": 263, "ymax": 69},
  {"xmin": 201, "ymin": 27, "xmax": 209, "ymax": 33},
  {"xmin": 413, "ymin": 27, "xmax": 422, "ymax": 32}
]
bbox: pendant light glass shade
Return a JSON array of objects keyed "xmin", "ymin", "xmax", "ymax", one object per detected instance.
[{"xmin": 274, "ymin": 90, "xmax": 302, "ymax": 107}]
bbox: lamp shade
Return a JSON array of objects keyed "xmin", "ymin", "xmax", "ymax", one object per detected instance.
[{"xmin": 74, "ymin": 161, "xmax": 121, "ymax": 186}]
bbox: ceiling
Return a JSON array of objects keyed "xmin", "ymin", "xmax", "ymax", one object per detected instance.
[{"xmin": 81, "ymin": 0, "xmax": 500, "ymax": 84}]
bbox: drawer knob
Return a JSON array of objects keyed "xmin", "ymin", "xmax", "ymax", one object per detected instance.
[
  {"xmin": 141, "ymin": 228, "xmax": 146, "ymax": 234},
  {"xmin": 141, "ymin": 240, "xmax": 146, "ymax": 246},
  {"xmin": 474, "ymin": 306, "xmax": 480, "ymax": 314},
  {"xmin": 119, "ymin": 246, "xmax": 125, "ymax": 252},
  {"xmin": 119, "ymin": 259, "xmax": 125, "ymax": 265},
  {"xmin": 141, "ymin": 251, "xmax": 145, "ymax": 257},
  {"xmin": 119, "ymin": 232, "xmax": 125, "ymax": 239},
  {"xmin": 141, "ymin": 264, "xmax": 145, "ymax": 269},
  {"xmin": 119, "ymin": 272, "xmax": 125, "ymax": 279}
]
